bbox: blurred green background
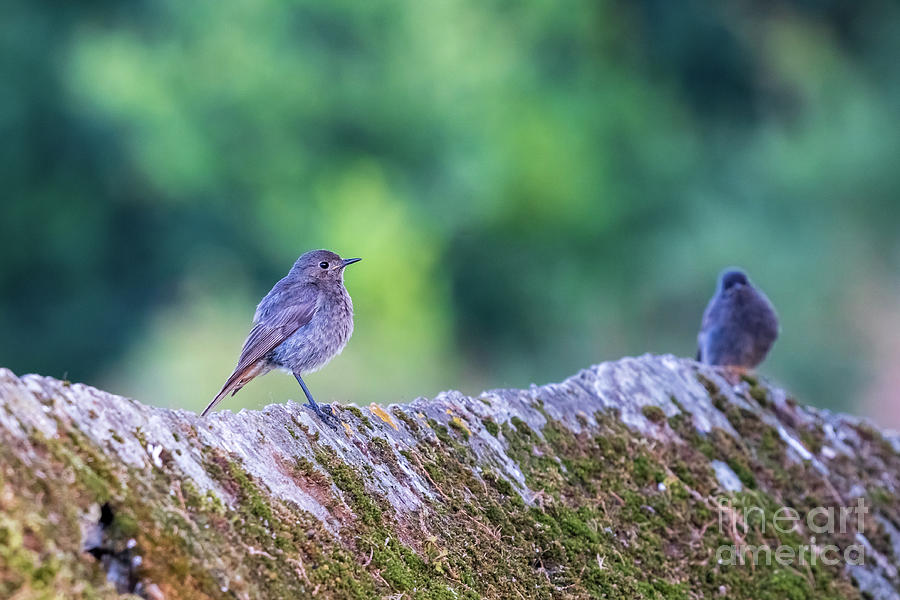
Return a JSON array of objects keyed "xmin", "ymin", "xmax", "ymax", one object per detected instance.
[{"xmin": 2, "ymin": 0, "xmax": 899, "ymax": 424}]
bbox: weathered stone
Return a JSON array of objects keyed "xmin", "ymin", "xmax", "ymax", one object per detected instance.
[{"xmin": 0, "ymin": 355, "xmax": 897, "ymax": 599}]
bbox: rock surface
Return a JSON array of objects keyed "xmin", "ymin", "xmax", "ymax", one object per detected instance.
[{"xmin": 0, "ymin": 354, "xmax": 898, "ymax": 599}]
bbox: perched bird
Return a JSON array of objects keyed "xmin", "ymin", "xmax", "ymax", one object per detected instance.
[
  {"xmin": 696, "ymin": 268, "xmax": 779, "ymax": 370},
  {"xmin": 201, "ymin": 249, "xmax": 361, "ymax": 423}
]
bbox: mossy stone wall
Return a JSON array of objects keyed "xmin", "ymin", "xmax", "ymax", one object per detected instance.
[{"xmin": 0, "ymin": 355, "xmax": 898, "ymax": 599}]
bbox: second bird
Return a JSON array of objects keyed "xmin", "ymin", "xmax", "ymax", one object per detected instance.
[
  {"xmin": 201, "ymin": 249, "xmax": 361, "ymax": 423},
  {"xmin": 697, "ymin": 268, "xmax": 779, "ymax": 370}
]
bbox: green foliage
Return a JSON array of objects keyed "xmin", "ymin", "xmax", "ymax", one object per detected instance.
[{"xmin": 2, "ymin": 0, "xmax": 900, "ymax": 414}]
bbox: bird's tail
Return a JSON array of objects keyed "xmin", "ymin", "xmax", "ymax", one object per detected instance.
[{"xmin": 200, "ymin": 362, "xmax": 266, "ymax": 417}]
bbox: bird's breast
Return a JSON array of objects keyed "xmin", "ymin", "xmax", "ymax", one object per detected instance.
[
  {"xmin": 316, "ymin": 289, "xmax": 354, "ymax": 345},
  {"xmin": 267, "ymin": 286, "xmax": 354, "ymax": 374}
]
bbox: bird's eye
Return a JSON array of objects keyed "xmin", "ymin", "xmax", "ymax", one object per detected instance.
[{"xmin": 319, "ymin": 261, "xmax": 329, "ymax": 269}]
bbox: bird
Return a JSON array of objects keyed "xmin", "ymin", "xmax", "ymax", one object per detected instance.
[
  {"xmin": 696, "ymin": 268, "xmax": 779, "ymax": 370},
  {"xmin": 201, "ymin": 249, "xmax": 361, "ymax": 424}
]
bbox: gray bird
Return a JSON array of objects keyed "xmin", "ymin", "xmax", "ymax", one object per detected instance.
[
  {"xmin": 201, "ymin": 249, "xmax": 361, "ymax": 423},
  {"xmin": 696, "ymin": 268, "xmax": 779, "ymax": 369}
]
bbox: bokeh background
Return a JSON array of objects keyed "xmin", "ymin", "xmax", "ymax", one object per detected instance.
[{"xmin": 2, "ymin": 0, "xmax": 899, "ymax": 425}]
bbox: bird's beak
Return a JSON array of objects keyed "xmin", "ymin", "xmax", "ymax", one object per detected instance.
[{"xmin": 341, "ymin": 257, "xmax": 362, "ymax": 268}]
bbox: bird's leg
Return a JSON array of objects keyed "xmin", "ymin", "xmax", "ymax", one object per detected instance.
[{"xmin": 294, "ymin": 374, "xmax": 338, "ymax": 428}]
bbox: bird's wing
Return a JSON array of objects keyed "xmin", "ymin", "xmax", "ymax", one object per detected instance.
[
  {"xmin": 201, "ymin": 295, "xmax": 318, "ymax": 416},
  {"xmin": 236, "ymin": 301, "xmax": 317, "ymax": 374}
]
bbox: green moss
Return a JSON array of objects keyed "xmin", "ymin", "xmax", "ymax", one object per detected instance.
[
  {"xmin": 482, "ymin": 470, "xmax": 515, "ymax": 497},
  {"xmin": 343, "ymin": 404, "xmax": 363, "ymax": 418},
  {"xmin": 447, "ymin": 417, "xmax": 470, "ymax": 440},
  {"xmin": 667, "ymin": 410, "xmax": 692, "ymax": 433},
  {"xmin": 671, "ymin": 460, "xmax": 696, "ymax": 487},
  {"xmin": 740, "ymin": 374, "xmax": 759, "ymax": 387},
  {"xmin": 726, "ymin": 456, "xmax": 757, "ymax": 489},
  {"xmin": 724, "ymin": 405, "xmax": 768, "ymax": 439},
  {"xmin": 759, "ymin": 428, "xmax": 783, "ymax": 456},
  {"xmin": 226, "ymin": 460, "xmax": 274, "ymax": 521},
  {"xmin": 392, "ymin": 407, "xmax": 420, "ymax": 433},
  {"xmin": 641, "ymin": 405, "xmax": 666, "ymax": 423},
  {"xmin": 427, "ymin": 419, "xmax": 454, "ymax": 446},
  {"xmin": 315, "ymin": 447, "xmax": 383, "ymax": 526},
  {"xmin": 35, "ymin": 429, "xmax": 119, "ymax": 503},
  {"xmin": 748, "ymin": 384, "xmax": 770, "ymax": 407},
  {"xmin": 481, "ymin": 418, "xmax": 500, "ymax": 436},
  {"xmin": 509, "ymin": 416, "xmax": 534, "ymax": 439},
  {"xmin": 869, "ymin": 486, "xmax": 893, "ymax": 507},
  {"xmin": 343, "ymin": 404, "xmax": 373, "ymax": 430},
  {"xmin": 423, "ymin": 461, "xmax": 445, "ymax": 483},
  {"xmin": 110, "ymin": 511, "xmax": 140, "ymax": 538},
  {"xmin": 633, "ymin": 454, "xmax": 665, "ymax": 485},
  {"xmin": 697, "ymin": 373, "xmax": 725, "ymax": 402},
  {"xmin": 713, "ymin": 395, "xmax": 729, "ymax": 412},
  {"xmin": 799, "ymin": 427, "xmax": 824, "ymax": 455},
  {"xmin": 203, "ymin": 490, "xmax": 225, "ymax": 514}
]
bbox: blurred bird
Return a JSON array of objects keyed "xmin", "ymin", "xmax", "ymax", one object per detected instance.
[
  {"xmin": 696, "ymin": 268, "xmax": 779, "ymax": 371},
  {"xmin": 201, "ymin": 249, "xmax": 361, "ymax": 424}
]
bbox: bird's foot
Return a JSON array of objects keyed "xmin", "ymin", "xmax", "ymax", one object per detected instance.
[{"xmin": 304, "ymin": 402, "xmax": 340, "ymax": 430}]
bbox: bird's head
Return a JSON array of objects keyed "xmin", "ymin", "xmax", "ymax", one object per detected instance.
[
  {"xmin": 290, "ymin": 249, "xmax": 361, "ymax": 283},
  {"xmin": 719, "ymin": 268, "xmax": 750, "ymax": 292}
]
